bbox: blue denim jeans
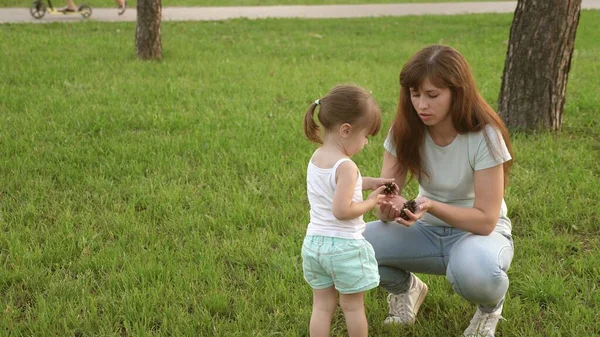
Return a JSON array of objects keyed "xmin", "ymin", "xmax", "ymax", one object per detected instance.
[{"xmin": 363, "ymin": 220, "xmax": 514, "ymax": 311}]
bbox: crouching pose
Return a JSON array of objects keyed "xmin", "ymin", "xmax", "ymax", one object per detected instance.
[{"xmin": 364, "ymin": 45, "xmax": 514, "ymax": 337}]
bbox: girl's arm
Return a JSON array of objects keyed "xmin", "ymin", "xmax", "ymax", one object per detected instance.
[
  {"xmin": 375, "ymin": 151, "xmax": 408, "ymax": 222},
  {"xmin": 362, "ymin": 176, "xmax": 395, "ymax": 191},
  {"xmin": 400, "ymin": 164, "xmax": 505, "ymax": 235},
  {"xmin": 332, "ymin": 161, "xmax": 386, "ymax": 220}
]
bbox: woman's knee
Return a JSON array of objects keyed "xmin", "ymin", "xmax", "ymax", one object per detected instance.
[
  {"xmin": 446, "ymin": 234, "xmax": 513, "ymax": 306},
  {"xmin": 447, "ymin": 262, "xmax": 509, "ymax": 306}
]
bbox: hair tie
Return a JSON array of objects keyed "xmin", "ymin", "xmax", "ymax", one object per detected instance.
[{"xmin": 314, "ymin": 99, "xmax": 320, "ymax": 106}]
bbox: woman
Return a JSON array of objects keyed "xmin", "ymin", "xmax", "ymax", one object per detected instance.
[{"xmin": 363, "ymin": 44, "xmax": 514, "ymax": 337}]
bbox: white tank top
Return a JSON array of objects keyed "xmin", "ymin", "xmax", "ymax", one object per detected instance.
[{"xmin": 306, "ymin": 158, "xmax": 366, "ymax": 239}]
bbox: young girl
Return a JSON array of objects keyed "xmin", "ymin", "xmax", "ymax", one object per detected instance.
[{"xmin": 302, "ymin": 84, "xmax": 395, "ymax": 337}]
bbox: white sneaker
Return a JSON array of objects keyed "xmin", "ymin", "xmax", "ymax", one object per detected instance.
[
  {"xmin": 463, "ymin": 305, "xmax": 505, "ymax": 337},
  {"xmin": 383, "ymin": 274, "xmax": 428, "ymax": 325}
]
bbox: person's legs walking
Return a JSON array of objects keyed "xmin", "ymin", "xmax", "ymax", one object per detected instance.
[
  {"xmin": 115, "ymin": 0, "xmax": 126, "ymax": 15},
  {"xmin": 61, "ymin": 0, "xmax": 77, "ymax": 11},
  {"xmin": 309, "ymin": 287, "xmax": 337, "ymax": 337},
  {"xmin": 446, "ymin": 232, "xmax": 514, "ymax": 336},
  {"xmin": 339, "ymin": 292, "xmax": 367, "ymax": 337}
]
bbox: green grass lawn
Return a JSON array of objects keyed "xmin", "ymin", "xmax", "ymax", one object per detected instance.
[
  {"xmin": 1, "ymin": 10, "xmax": 599, "ymax": 337},
  {"xmin": 4, "ymin": 0, "xmax": 513, "ymax": 9}
]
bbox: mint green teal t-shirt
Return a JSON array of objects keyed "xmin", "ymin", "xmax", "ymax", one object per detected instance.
[{"xmin": 383, "ymin": 125, "xmax": 512, "ymax": 237}]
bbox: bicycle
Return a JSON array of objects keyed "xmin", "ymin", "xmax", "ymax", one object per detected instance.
[{"xmin": 30, "ymin": 0, "xmax": 92, "ymax": 19}]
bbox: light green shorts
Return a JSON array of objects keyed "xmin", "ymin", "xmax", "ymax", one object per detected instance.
[{"xmin": 301, "ymin": 235, "xmax": 380, "ymax": 294}]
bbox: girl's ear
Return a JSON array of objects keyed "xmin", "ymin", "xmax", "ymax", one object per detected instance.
[{"xmin": 339, "ymin": 123, "xmax": 352, "ymax": 138}]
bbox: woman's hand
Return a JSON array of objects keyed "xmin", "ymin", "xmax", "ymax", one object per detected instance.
[
  {"xmin": 394, "ymin": 197, "xmax": 433, "ymax": 227},
  {"xmin": 377, "ymin": 194, "xmax": 406, "ymax": 222}
]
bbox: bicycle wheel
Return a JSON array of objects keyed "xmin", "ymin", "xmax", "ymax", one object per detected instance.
[
  {"xmin": 30, "ymin": 0, "xmax": 46, "ymax": 19},
  {"xmin": 78, "ymin": 4, "xmax": 92, "ymax": 18}
]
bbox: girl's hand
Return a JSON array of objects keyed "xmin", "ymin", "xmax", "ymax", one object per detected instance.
[
  {"xmin": 366, "ymin": 185, "xmax": 387, "ymax": 205},
  {"xmin": 363, "ymin": 177, "xmax": 395, "ymax": 191},
  {"xmin": 395, "ymin": 197, "xmax": 433, "ymax": 227},
  {"xmin": 372, "ymin": 177, "xmax": 395, "ymax": 189},
  {"xmin": 377, "ymin": 194, "xmax": 406, "ymax": 221}
]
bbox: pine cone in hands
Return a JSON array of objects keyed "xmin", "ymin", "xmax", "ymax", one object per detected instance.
[
  {"xmin": 383, "ymin": 182, "xmax": 395, "ymax": 195},
  {"xmin": 399, "ymin": 199, "xmax": 417, "ymax": 220}
]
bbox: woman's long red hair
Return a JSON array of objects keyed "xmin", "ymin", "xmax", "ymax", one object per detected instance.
[{"xmin": 391, "ymin": 45, "xmax": 513, "ymax": 187}]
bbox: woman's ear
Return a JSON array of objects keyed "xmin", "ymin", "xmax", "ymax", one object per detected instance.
[{"xmin": 339, "ymin": 123, "xmax": 352, "ymax": 138}]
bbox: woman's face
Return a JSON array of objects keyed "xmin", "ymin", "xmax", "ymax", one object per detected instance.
[{"xmin": 409, "ymin": 77, "xmax": 452, "ymax": 126}]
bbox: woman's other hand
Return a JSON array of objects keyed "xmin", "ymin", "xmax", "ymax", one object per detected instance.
[{"xmin": 395, "ymin": 197, "xmax": 433, "ymax": 227}]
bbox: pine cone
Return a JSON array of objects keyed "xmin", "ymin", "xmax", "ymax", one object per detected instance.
[
  {"xmin": 399, "ymin": 199, "xmax": 417, "ymax": 220},
  {"xmin": 383, "ymin": 182, "xmax": 395, "ymax": 195}
]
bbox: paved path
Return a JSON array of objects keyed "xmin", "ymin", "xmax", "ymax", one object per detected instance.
[{"xmin": 2, "ymin": 1, "xmax": 600, "ymax": 24}]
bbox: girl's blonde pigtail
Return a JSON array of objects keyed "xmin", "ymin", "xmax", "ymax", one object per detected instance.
[{"xmin": 303, "ymin": 103, "xmax": 322, "ymax": 144}]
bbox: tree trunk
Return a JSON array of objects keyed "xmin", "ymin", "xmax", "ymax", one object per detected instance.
[
  {"xmin": 498, "ymin": 0, "xmax": 581, "ymax": 131},
  {"xmin": 136, "ymin": 0, "xmax": 162, "ymax": 60}
]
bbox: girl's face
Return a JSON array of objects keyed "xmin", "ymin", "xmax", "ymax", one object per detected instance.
[
  {"xmin": 409, "ymin": 77, "xmax": 452, "ymax": 127},
  {"xmin": 344, "ymin": 126, "xmax": 370, "ymax": 157}
]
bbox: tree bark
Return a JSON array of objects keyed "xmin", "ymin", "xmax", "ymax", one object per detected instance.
[
  {"xmin": 498, "ymin": 0, "xmax": 581, "ymax": 131},
  {"xmin": 136, "ymin": 0, "xmax": 162, "ymax": 60}
]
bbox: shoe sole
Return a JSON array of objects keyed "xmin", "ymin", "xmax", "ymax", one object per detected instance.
[{"xmin": 412, "ymin": 282, "xmax": 429, "ymax": 321}]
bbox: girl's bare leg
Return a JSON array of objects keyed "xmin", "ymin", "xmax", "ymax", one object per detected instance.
[
  {"xmin": 310, "ymin": 287, "xmax": 337, "ymax": 337},
  {"xmin": 340, "ymin": 292, "xmax": 367, "ymax": 337}
]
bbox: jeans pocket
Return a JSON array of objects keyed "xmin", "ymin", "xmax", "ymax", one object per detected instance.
[{"xmin": 331, "ymin": 248, "xmax": 365, "ymax": 289}]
